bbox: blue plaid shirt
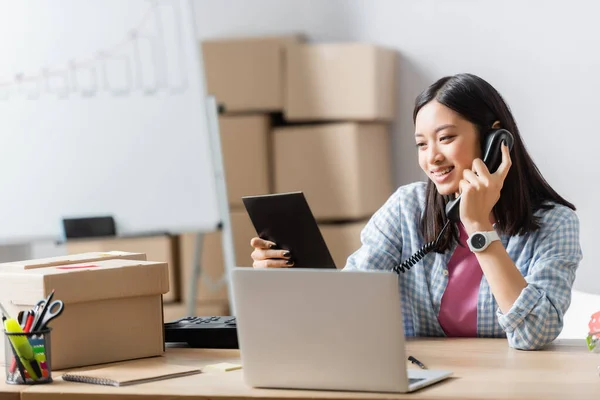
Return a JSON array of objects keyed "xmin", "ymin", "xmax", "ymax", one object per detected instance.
[{"xmin": 343, "ymin": 182, "xmax": 583, "ymax": 350}]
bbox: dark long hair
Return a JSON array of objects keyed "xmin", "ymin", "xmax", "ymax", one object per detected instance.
[{"xmin": 413, "ymin": 73, "xmax": 575, "ymax": 252}]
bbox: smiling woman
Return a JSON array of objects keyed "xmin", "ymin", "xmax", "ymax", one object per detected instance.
[
  {"xmin": 250, "ymin": 73, "xmax": 583, "ymax": 351},
  {"xmin": 415, "ymin": 115, "xmax": 481, "ymax": 195}
]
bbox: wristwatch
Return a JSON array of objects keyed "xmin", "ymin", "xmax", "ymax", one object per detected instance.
[{"xmin": 467, "ymin": 230, "xmax": 500, "ymax": 253}]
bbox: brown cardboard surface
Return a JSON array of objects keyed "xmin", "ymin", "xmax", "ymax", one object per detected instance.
[
  {"xmin": 285, "ymin": 43, "xmax": 397, "ymax": 121},
  {"xmin": 0, "ymin": 258, "xmax": 168, "ymax": 370},
  {"xmin": 273, "ymin": 122, "xmax": 393, "ymax": 221},
  {"xmin": 220, "ymin": 115, "xmax": 271, "ymax": 207},
  {"xmin": 319, "ymin": 221, "xmax": 368, "ymax": 269},
  {"xmin": 65, "ymin": 235, "xmax": 180, "ymax": 302},
  {"xmin": 49, "ymin": 295, "xmax": 165, "ymax": 369},
  {"xmin": 202, "ymin": 34, "xmax": 304, "ymax": 112},
  {"xmin": 0, "ymin": 259, "xmax": 168, "ymax": 306},
  {"xmin": 0, "ymin": 251, "xmax": 146, "ymax": 270},
  {"xmin": 178, "ymin": 210, "xmax": 255, "ymax": 304}
]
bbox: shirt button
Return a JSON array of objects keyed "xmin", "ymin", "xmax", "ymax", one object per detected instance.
[{"xmin": 442, "ymin": 269, "xmax": 449, "ymax": 276}]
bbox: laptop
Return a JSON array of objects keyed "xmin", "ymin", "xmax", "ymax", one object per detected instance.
[{"xmin": 231, "ymin": 268, "xmax": 453, "ymax": 393}]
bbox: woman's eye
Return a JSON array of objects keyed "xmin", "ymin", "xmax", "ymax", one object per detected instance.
[
  {"xmin": 440, "ymin": 135, "xmax": 455, "ymax": 142},
  {"xmin": 415, "ymin": 142, "xmax": 426, "ymax": 149}
]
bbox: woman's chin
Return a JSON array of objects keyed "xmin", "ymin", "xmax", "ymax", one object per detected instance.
[{"xmin": 432, "ymin": 182, "xmax": 458, "ymax": 196}]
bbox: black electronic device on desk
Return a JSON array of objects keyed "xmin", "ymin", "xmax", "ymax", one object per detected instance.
[{"xmin": 164, "ymin": 316, "xmax": 239, "ymax": 349}]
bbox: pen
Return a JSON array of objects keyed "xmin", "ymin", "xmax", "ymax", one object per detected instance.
[
  {"xmin": 24, "ymin": 311, "xmax": 34, "ymax": 333},
  {"xmin": 408, "ymin": 355, "xmax": 427, "ymax": 370}
]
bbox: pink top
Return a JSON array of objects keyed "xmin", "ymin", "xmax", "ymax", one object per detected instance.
[{"xmin": 437, "ymin": 223, "xmax": 483, "ymax": 337}]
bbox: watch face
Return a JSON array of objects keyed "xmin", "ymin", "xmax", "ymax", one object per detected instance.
[{"xmin": 471, "ymin": 233, "xmax": 486, "ymax": 249}]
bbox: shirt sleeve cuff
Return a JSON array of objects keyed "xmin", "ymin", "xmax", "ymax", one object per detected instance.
[{"xmin": 496, "ymin": 284, "xmax": 545, "ymax": 333}]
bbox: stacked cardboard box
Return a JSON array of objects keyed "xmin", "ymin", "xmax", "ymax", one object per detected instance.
[
  {"xmin": 202, "ymin": 35, "xmax": 305, "ymax": 113},
  {"xmin": 276, "ymin": 42, "xmax": 397, "ymax": 268},
  {"xmin": 284, "ymin": 43, "xmax": 396, "ymax": 122}
]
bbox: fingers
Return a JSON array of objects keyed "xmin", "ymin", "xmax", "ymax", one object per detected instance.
[
  {"xmin": 251, "ymin": 248, "xmax": 291, "ymax": 260},
  {"xmin": 459, "ymin": 178, "xmax": 471, "ymax": 195},
  {"xmin": 250, "ymin": 237, "xmax": 294, "ymax": 268},
  {"xmin": 252, "ymin": 259, "xmax": 294, "ymax": 268},
  {"xmin": 471, "ymin": 159, "xmax": 491, "ymax": 185},
  {"xmin": 495, "ymin": 142, "xmax": 512, "ymax": 180},
  {"xmin": 250, "ymin": 237, "xmax": 276, "ymax": 250},
  {"xmin": 462, "ymin": 169, "xmax": 481, "ymax": 189}
]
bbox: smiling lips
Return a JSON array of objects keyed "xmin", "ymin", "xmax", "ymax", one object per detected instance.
[{"xmin": 430, "ymin": 166, "xmax": 454, "ymax": 183}]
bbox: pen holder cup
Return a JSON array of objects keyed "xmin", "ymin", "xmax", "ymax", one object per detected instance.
[{"xmin": 3, "ymin": 328, "xmax": 53, "ymax": 385}]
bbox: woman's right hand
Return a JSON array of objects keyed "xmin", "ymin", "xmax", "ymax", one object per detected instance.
[{"xmin": 250, "ymin": 237, "xmax": 294, "ymax": 268}]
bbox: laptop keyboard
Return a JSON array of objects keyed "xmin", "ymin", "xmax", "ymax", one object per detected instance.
[{"xmin": 409, "ymin": 377, "xmax": 426, "ymax": 385}]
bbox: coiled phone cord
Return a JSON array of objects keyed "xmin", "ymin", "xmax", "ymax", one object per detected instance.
[{"xmin": 393, "ymin": 219, "xmax": 451, "ymax": 274}]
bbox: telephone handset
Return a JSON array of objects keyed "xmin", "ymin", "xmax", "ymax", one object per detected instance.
[
  {"xmin": 392, "ymin": 128, "xmax": 515, "ymax": 274},
  {"xmin": 445, "ymin": 129, "xmax": 515, "ymax": 222}
]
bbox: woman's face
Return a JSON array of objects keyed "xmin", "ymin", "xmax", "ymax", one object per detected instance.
[{"xmin": 415, "ymin": 100, "xmax": 481, "ymax": 196}]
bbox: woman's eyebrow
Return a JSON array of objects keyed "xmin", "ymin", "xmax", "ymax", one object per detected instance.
[
  {"xmin": 415, "ymin": 124, "xmax": 457, "ymax": 137},
  {"xmin": 435, "ymin": 124, "xmax": 457, "ymax": 133}
]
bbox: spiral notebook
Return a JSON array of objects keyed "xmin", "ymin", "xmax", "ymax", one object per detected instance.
[{"xmin": 61, "ymin": 359, "xmax": 201, "ymax": 387}]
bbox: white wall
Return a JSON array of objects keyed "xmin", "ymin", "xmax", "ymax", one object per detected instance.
[
  {"xmin": 7, "ymin": 0, "xmax": 599, "ymax": 296},
  {"xmin": 193, "ymin": 0, "xmax": 361, "ymax": 42}
]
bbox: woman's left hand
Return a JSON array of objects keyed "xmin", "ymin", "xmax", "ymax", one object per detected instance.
[{"xmin": 459, "ymin": 142, "xmax": 512, "ymax": 234}]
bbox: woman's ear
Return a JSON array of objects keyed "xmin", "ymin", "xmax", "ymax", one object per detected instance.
[{"xmin": 492, "ymin": 120, "xmax": 502, "ymax": 129}]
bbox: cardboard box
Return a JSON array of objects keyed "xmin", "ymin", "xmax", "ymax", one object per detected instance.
[
  {"xmin": 273, "ymin": 122, "xmax": 393, "ymax": 220},
  {"xmin": 285, "ymin": 43, "xmax": 396, "ymax": 121},
  {"xmin": 0, "ymin": 257, "xmax": 168, "ymax": 370},
  {"xmin": 179, "ymin": 210, "xmax": 256, "ymax": 304},
  {"xmin": 319, "ymin": 221, "xmax": 367, "ymax": 269},
  {"xmin": 64, "ymin": 235, "xmax": 180, "ymax": 303},
  {"xmin": 220, "ymin": 115, "xmax": 271, "ymax": 207},
  {"xmin": 0, "ymin": 250, "xmax": 146, "ymax": 269},
  {"xmin": 202, "ymin": 35, "xmax": 304, "ymax": 112}
]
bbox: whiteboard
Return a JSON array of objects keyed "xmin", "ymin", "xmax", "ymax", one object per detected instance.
[{"xmin": 0, "ymin": 0, "xmax": 221, "ymax": 244}]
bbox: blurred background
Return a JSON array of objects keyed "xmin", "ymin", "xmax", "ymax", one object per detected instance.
[{"xmin": 0, "ymin": 0, "xmax": 597, "ymax": 334}]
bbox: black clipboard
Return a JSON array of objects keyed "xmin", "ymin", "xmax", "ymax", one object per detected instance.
[{"xmin": 242, "ymin": 192, "xmax": 337, "ymax": 269}]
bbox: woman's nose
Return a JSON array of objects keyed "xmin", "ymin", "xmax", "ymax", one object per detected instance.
[{"xmin": 427, "ymin": 145, "xmax": 444, "ymax": 165}]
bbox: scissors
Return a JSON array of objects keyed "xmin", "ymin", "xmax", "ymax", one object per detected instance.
[{"xmin": 31, "ymin": 290, "xmax": 64, "ymax": 332}]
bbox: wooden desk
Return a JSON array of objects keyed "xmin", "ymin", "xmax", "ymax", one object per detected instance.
[{"xmin": 1, "ymin": 338, "xmax": 598, "ymax": 400}]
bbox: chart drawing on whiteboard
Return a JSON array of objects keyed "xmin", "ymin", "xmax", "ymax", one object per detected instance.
[
  {"xmin": 0, "ymin": 0, "xmax": 221, "ymax": 244},
  {"xmin": 0, "ymin": 0, "xmax": 188, "ymax": 100}
]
